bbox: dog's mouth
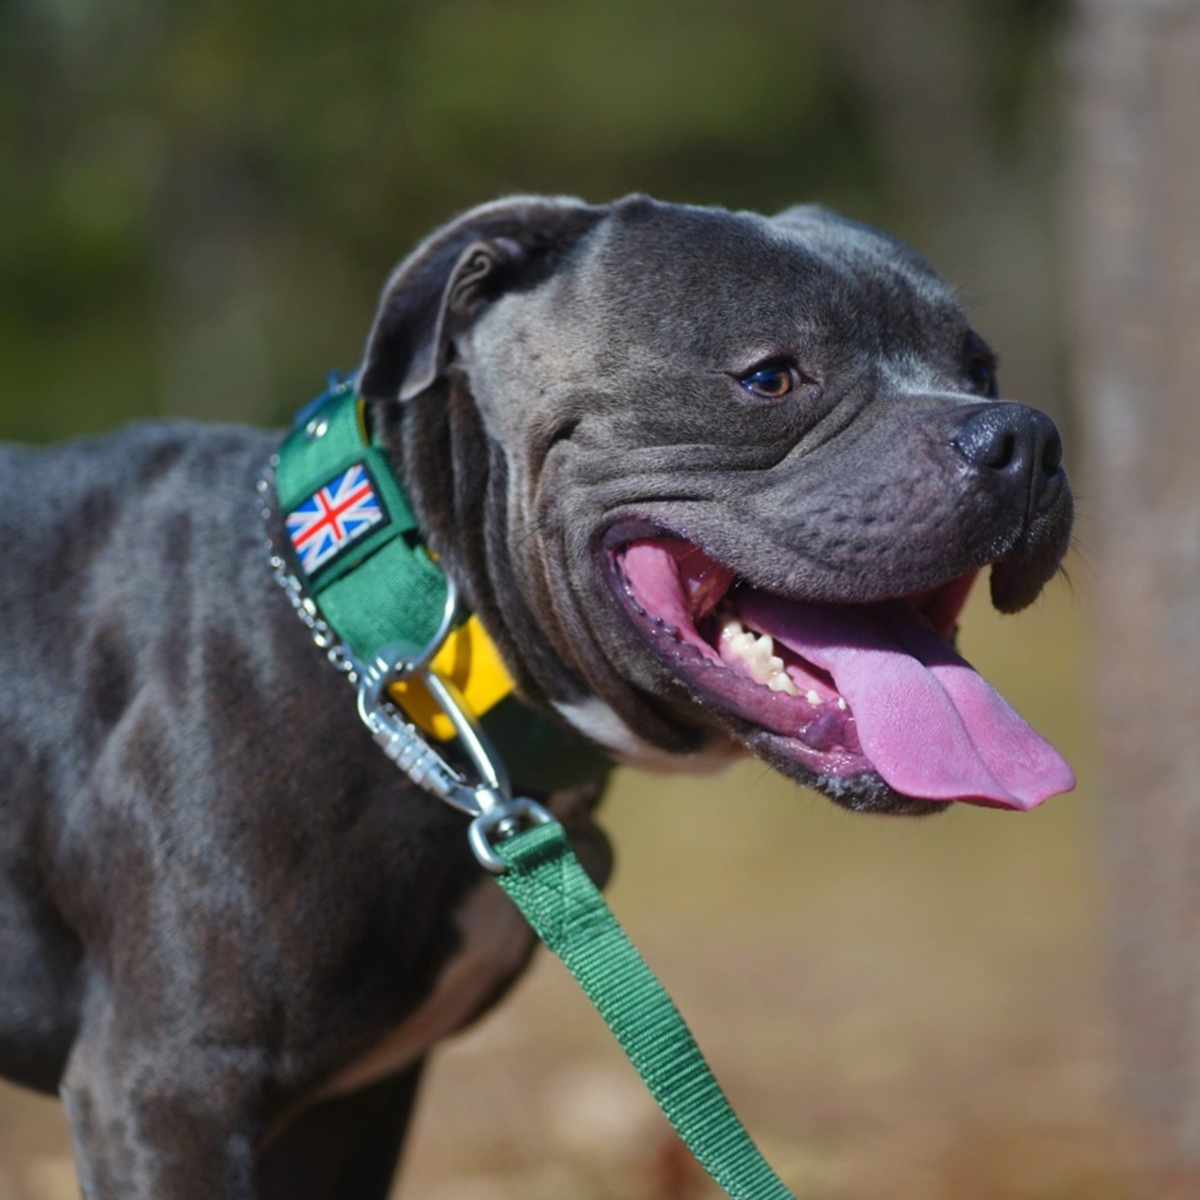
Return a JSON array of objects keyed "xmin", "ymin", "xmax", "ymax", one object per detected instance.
[{"xmin": 604, "ymin": 533, "xmax": 1075, "ymax": 812}]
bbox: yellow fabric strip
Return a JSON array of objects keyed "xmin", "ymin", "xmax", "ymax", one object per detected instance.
[{"xmin": 387, "ymin": 614, "xmax": 515, "ymax": 741}]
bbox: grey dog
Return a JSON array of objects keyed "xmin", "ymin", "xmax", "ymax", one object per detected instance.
[{"xmin": 0, "ymin": 194, "xmax": 1074, "ymax": 1198}]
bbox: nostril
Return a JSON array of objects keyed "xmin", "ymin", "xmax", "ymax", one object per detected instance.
[
  {"xmin": 1042, "ymin": 430, "xmax": 1063, "ymax": 476},
  {"xmin": 952, "ymin": 404, "xmax": 1033, "ymax": 473}
]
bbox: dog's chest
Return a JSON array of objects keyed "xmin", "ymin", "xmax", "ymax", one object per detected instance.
[{"xmin": 316, "ymin": 877, "xmax": 535, "ymax": 1100}]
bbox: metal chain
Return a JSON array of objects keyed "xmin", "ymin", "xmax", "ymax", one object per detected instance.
[{"xmin": 256, "ymin": 455, "xmax": 362, "ymax": 684}]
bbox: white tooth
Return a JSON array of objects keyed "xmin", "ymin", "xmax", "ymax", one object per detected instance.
[
  {"xmin": 837, "ymin": 697, "xmax": 848, "ymax": 711},
  {"xmin": 749, "ymin": 634, "xmax": 775, "ymax": 665},
  {"xmin": 719, "ymin": 621, "xmax": 803, "ymax": 696},
  {"xmin": 731, "ymin": 632, "xmax": 756, "ymax": 658},
  {"xmin": 805, "ymin": 689, "xmax": 822, "ymax": 705},
  {"xmin": 748, "ymin": 647, "xmax": 775, "ymax": 684}
]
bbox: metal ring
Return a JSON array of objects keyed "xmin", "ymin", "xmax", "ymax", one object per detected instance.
[
  {"xmin": 468, "ymin": 798, "xmax": 556, "ymax": 873},
  {"xmin": 362, "ymin": 575, "xmax": 460, "ymax": 692},
  {"xmin": 407, "ymin": 574, "xmax": 460, "ymax": 677}
]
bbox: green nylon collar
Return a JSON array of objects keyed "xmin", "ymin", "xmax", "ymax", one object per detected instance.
[
  {"xmin": 273, "ymin": 376, "xmax": 611, "ymax": 797},
  {"xmin": 275, "ymin": 377, "xmax": 451, "ymax": 661}
]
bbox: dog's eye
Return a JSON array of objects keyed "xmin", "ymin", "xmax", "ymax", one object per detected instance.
[
  {"xmin": 967, "ymin": 354, "xmax": 999, "ymax": 398},
  {"xmin": 738, "ymin": 364, "xmax": 797, "ymax": 399},
  {"xmin": 964, "ymin": 334, "xmax": 1000, "ymax": 398}
]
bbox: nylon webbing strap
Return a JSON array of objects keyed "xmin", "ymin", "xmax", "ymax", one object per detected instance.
[
  {"xmin": 274, "ymin": 386, "xmax": 450, "ymax": 661},
  {"xmin": 493, "ymin": 820, "xmax": 799, "ymax": 1200}
]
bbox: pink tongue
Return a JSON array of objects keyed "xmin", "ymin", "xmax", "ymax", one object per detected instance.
[{"xmin": 738, "ymin": 592, "xmax": 1075, "ymax": 809}]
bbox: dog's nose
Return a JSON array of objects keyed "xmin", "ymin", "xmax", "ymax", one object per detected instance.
[{"xmin": 951, "ymin": 402, "xmax": 1065, "ymax": 512}]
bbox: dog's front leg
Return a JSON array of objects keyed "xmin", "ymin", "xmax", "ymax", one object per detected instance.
[
  {"xmin": 61, "ymin": 998, "xmax": 264, "ymax": 1200},
  {"xmin": 256, "ymin": 1064, "xmax": 424, "ymax": 1200}
]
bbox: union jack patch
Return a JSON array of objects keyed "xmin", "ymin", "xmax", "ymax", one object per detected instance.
[{"xmin": 286, "ymin": 461, "xmax": 386, "ymax": 576}]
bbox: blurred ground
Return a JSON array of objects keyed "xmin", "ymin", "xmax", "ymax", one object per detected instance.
[{"xmin": 0, "ymin": 566, "xmax": 1145, "ymax": 1199}]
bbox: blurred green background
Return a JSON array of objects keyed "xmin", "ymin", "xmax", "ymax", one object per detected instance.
[
  {"xmin": 1, "ymin": 2, "xmax": 1124, "ymax": 1198},
  {"xmin": 0, "ymin": 0, "xmax": 1067, "ymax": 440}
]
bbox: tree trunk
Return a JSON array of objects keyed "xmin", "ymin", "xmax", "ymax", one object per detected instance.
[{"xmin": 1069, "ymin": 0, "xmax": 1200, "ymax": 1189}]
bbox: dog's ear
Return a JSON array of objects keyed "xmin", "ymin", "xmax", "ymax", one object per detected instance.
[{"xmin": 360, "ymin": 196, "xmax": 604, "ymax": 402}]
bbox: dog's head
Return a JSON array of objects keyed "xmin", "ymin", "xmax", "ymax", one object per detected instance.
[{"xmin": 359, "ymin": 195, "xmax": 1074, "ymax": 816}]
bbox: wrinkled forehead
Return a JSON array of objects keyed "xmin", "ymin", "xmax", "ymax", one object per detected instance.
[{"xmin": 556, "ymin": 201, "xmax": 968, "ymax": 362}]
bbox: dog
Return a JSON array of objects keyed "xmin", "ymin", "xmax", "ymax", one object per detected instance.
[{"xmin": 0, "ymin": 194, "xmax": 1074, "ymax": 1198}]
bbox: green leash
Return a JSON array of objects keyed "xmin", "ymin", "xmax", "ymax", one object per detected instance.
[
  {"xmin": 491, "ymin": 819, "xmax": 798, "ymax": 1199},
  {"xmin": 269, "ymin": 378, "xmax": 800, "ymax": 1199}
]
